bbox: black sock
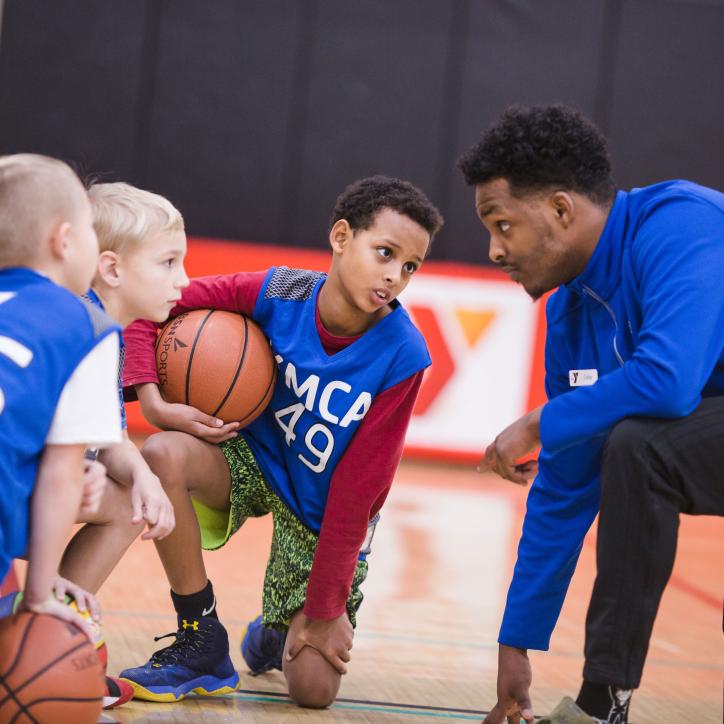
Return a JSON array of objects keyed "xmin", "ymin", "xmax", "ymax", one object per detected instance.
[
  {"xmin": 170, "ymin": 579, "xmax": 218, "ymax": 620},
  {"xmin": 576, "ymin": 680, "xmax": 632, "ymax": 723}
]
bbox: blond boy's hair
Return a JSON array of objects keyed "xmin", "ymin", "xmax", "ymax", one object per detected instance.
[
  {"xmin": 0, "ymin": 154, "xmax": 86, "ymax": 268},
  {"xmin": 88, "ymin": 182, "xmax": 184, "ymax": 254}
]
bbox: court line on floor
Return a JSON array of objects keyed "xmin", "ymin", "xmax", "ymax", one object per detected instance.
[
  {"xmin": 668, "ymin": 573, "xmax": 722, "ymax": 611},
  {"xmin": 104, "ymin": 608, "xmax": 722, "ymax": 672},
  {"xmin": 236, "ymin": 689, "xmax": 488, "ymax": 720},
  {"xmin": 582, "ymin": 535, "xmax": 723, "ymax": 612},
  {"xmin": 354, "ymin": 630, "xmax": 722, "ymax": 671}
]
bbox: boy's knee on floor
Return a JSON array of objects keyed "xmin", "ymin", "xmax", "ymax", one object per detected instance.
[{"xmin": 285, "ymin": 647, "xmax": 340, "ymax": 709}]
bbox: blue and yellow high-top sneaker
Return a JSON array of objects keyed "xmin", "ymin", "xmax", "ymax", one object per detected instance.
[
  {"xmin": 240, "ymin": 615, "xmax": 286, "ymax": 675},
  {"xmin": 119, "ymin": 615, "xmax": 240, "ymax": 702}
]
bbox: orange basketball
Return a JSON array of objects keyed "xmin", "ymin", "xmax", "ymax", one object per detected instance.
[
  {"xmin": 155, "ymin": 309, "xmax": 277, "ymax": 426},
  {"xmin": 0, "ymin": 613, "xmax": 104, "ymax": 724}
]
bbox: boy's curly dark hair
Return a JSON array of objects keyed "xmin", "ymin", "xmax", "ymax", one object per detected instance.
[
  {"xmin": 458, "ymin": 104, "xmax": 615, "ymax": 205},
  {"xmin": 330, "ymin": 175, "xmax": 443, "ymax": 240}
]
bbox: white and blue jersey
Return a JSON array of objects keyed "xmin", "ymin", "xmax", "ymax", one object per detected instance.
[
  {"xmin": 241, "ymin": 267, "xmax": 431, "ymax": 533},
  {"xmin": 0, "ymin": 268, "xmax": 120, "ymax": 581}
]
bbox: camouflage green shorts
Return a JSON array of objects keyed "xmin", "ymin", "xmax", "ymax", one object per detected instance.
[{"xmin": 190, "ymin": 435, "xmax": 368, "ymax": 631}]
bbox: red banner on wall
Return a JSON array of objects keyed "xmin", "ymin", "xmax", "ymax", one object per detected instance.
[{"xmin": 125, "ymin": 237, "xmax": 547, "ymax": 463}]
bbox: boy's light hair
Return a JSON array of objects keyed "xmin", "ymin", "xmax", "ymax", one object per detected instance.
[
  {"xmin": 0, "ymin": 154, "xmax": 86, "ymax": 268},
  {"xmin": 88, "ymin": 182, "xmax": 184, "ymax": 254}
]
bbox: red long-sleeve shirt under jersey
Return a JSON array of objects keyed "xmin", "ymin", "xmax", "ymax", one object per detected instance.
[{"xmin": 123, "ymin": 271, "xmax": 423, "ymax": 620}]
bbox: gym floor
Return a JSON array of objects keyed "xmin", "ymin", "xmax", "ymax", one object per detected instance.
[{"xmin": 93, "ymin": 460, "xmax": 722, "ymax": 723}]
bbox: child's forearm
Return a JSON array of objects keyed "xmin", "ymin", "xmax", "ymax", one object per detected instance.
[
  {"xmin": 135, "ymin": 380, "xmax": 236, "ymax": 443},
  {"xmin": 24, "ymin": 444, "xmax": 86, "ymax": 606},
  {"xmin": 97, "ymin": 434, "xmax": 146, "ymax": 487},
  {"xmin": 136, "ymin": 382, "xmax": 166, "ymax": 426}
]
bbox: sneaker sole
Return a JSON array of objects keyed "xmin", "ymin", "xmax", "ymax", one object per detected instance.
[
  {"xmin": 103, "ymin": 693, "xmax": 133, "ymax": 709},
  {"xmin": 120, "ymin": 673, "xmax": 240, "ymax": 703}
]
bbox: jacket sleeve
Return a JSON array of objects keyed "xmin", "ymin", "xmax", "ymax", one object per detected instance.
[
  {"xmin": 499, "ymin": 334, "xmax": 603, "ymax": 650},
  {"xmin": 499, "ymin": 457, "xmax": 600, "ymax": 650},
  {"xmin": 540, "ymin": 197, "xmax": 724, "ymax": 453}
]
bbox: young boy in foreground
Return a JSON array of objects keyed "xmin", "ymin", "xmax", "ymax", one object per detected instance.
[
  {"xmin": 0, "ymin": 154, "xmax": 121, "ymax": 632},
  {"xmin": 119, "ymin": 176, "xmax": 443, "ymax": 707}
]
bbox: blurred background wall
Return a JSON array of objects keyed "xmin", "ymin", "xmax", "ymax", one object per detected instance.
[{"xmin": 1, "ymin": 0, "xmax": 722, "ymax": 265}]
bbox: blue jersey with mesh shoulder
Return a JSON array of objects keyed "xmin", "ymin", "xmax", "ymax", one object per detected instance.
[
  {"xmin": 0, "ymin": 268, "xmax": 120, "ymax": 581},
  {"xmin": 240, "ymin": 267, "xmax": 431, "ymax": 533},
  {"xmin": 83, "ymin": 288, "xmax": 127, "ymax": 430}
]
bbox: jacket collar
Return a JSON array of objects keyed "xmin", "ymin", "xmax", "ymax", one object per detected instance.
[{"xmin": 566, "ymin": 190, "xmax": 628, "ymax": 300}]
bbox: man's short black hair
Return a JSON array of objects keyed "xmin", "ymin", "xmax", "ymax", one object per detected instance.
[
  {"xmin": 330, "ymin": 175, "xmax": 444, "ymax": 240},
  {"xmin": 457, "ymin": 104, "xmax": 615, "ymax": 205}
]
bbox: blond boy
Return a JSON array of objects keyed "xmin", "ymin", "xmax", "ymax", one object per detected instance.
[{"xmin": 58, "ymin": 182, "xmax": 190, "ymax": 594}]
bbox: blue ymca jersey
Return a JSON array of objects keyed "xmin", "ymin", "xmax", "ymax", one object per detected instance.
[
  {"xmin": 0, "ymin": 268, "xmax": 120, "ymax": 581},
  {"xmin": 500, "ymin": 181, "xmax": 724, "ymax": 650},
  {"xmin": 240, "ymin": 267, "xmax": 431, "ymax": 534}
]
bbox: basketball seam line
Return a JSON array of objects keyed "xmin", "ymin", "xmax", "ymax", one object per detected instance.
[
  {"xmin": 185, "ymin": 309, "xmax": 215, "ymax": 407},
  {"xmin": 211, "ymin": 314, "xmax": 249, "ymax": 418},
  {"xmin": 0, "ymin": 616, "xmax": 38, "ymax": 724},
  {"xmin": 0, "ymin": 673, "xmax": 35, "ymax": 724},
  {"xmin": 17, "ymin": 695, "xmax": 105, "ymax": 705},
  {"xmin": 0, "ymin": 638, "xmax": 92, "ymax": 708},
  {"xmin": 9, "ymin": 701, "xmax": 39, "ymax": 724},
  {"xmin": 235, "ymin": 359, "xmax": 277, "ymax": 427},
  {"xmin": 0, "ymin": 618, "xmax": 41, "ymax": 724},
  {"xmin": 0, "ymin": 613, "xmax": 36, "ymax": 685},
  {"xmin": 0, "ymin": 675, "xmax": 30, "ymax": 723}
]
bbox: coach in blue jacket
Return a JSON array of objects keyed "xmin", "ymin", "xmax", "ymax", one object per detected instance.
[{"xmin": 458, "ymin": 105, "xmax": 724, "ymax": 724}]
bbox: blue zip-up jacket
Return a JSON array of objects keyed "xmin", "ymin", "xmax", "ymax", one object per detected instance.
[{"xmin": 499, "ymin": 180, "xmax": 724, "ymax": 650}]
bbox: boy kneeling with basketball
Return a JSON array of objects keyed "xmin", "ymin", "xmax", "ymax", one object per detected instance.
[{"xmin": 118, "ymin": 176, "xmax": 442, "ymax": 707}]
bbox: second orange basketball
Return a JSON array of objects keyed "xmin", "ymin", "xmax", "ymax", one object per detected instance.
[{"xmin": 155, "ymin": 310, "xmax": 277, "ymax": 426}]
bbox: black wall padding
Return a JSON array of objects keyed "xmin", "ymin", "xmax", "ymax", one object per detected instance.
[
  {"xmin": 1, "ymin": 0, "xmax": 722, "ymax": 265},
  {"xmin": 0, "ymin": 1, "xmax": 148, "ymax": 182}
]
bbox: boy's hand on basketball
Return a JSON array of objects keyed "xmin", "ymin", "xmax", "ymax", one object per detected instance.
[
  {"xmin": 51, "ymin": 576, "xmax": 102, "ymax": 623},
  {"xmin": 477, "ymin": 407, "xmax": 542, "ymax": 486},
  {"xmin": 285, "ymin": 612, "xmax": 353, "ymax": 675},
  {"xmin": 149, "ymin": 399, "xmax": 240, "ymax": 443},
  {"xmin": 80, "ymin": 459, "xmax": 108, "ymax": 515},
  {"xmin": 131, "ymin": 470, "xmax": 176, "ymax": 540},
  {"xmin": 482, "ymin": 645, "xmax": 534, "ymax": 724},
  {"xmin": 19, "ymin": 593, "xmax": 96, "ymax": 641}
]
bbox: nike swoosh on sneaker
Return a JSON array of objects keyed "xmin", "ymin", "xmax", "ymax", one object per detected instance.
[{"xmin": 202, "ymin": 596, "xmax": 216, "ymax": 617}]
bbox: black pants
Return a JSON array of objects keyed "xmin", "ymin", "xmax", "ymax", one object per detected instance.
[{"xmin": 583, "ymin": 396, "xmax": 724, "ymax": 689}]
